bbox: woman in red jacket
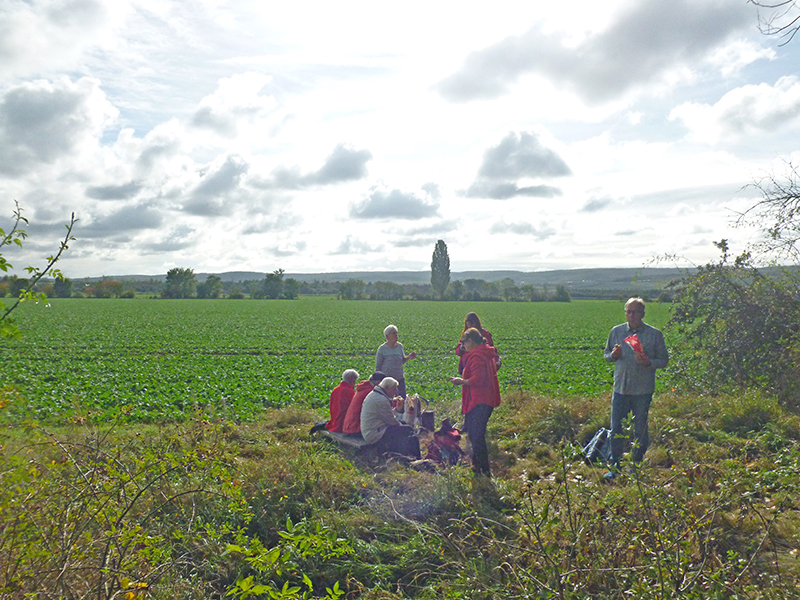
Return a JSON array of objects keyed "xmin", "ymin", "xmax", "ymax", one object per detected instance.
[
  {"xmin": 450, "ymin": 328, "xmax": 501, "ymax": 477},
  {"xmin": 455, "ymin": 312, "xmax": 499, "ymax": 374}
]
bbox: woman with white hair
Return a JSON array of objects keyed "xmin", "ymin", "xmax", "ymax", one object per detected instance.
[
  {"xmin": 324, "ymin": 368, "xmax": 359, "ymax": 433},
  {"xmin": 375, "ymin": 324, "xmax": 416, "ymax": 398}
]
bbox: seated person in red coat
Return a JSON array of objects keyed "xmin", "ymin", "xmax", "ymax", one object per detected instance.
[
  {"xmin": 324, "ymin": 369, "xmax": 359, "ymax": 432},
  {"xmin": 342, "ymin": 371, "xmax": 386, "ymax": 435}
]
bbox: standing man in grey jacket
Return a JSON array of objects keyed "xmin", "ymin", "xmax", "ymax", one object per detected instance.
[{"xmin": 603, "ymin": 297, "xmax": 669, "ymax": 477}]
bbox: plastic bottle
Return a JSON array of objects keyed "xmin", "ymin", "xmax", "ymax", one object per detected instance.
[{"xmin": 406, "ymin": 403, "xmax": 416, "ymax": 426}]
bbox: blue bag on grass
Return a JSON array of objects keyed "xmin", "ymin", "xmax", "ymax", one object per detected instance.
[{"xmin": 583, "ymin": 427, "xmax": 611, "ymax": 465}]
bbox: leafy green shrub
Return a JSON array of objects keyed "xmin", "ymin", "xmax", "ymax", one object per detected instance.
[{"xmin": 667, "ymin": 241, "xmax": 800, "ymax": 405}]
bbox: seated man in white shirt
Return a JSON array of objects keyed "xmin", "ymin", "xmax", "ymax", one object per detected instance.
[{"xmin": 360, "ymin": 377, "xmax": 420, "ymax": 459}]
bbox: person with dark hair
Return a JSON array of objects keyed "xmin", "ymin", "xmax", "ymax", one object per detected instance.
[
  {"xmin": 361, "ymin": 377, "xmax": 420, "ymax": 459},
  {"xmin": 603, "ymin": 297, "xmax": 669, "ymax": 479},
  {"xmin": 341, "ymin": 371, "xmax": 386, "ymax": 435},
  {"xmin": 456, "ymin": 312, "xmax": 499, "ymax": 374},
  {"xmin": 450, "ymin": 328, "xmax": 501, "ymax": 477}
]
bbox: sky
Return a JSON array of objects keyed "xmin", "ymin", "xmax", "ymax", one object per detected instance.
[{"xmin": 2, "ymin": 0, "xmax": 800, "ymax": 278}]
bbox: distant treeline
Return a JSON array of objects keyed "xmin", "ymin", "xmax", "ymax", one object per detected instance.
[{"xmin": 2, "ymin": 272, "xmax": 670, "ymax": 303}]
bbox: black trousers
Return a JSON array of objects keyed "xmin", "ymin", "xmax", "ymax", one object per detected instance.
[
  {"xmin": 463, "ymin": 403, "xmax": 494, "ymax": 476},
  {"xmin": 376, "ymin": 424, "xmax": 420, "ymax": 459}
]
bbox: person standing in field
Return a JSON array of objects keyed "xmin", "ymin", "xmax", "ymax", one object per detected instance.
[
  {"xmin": 603, "ymin": 297, "xmax": 669, "ymax": 478},
  {"xmin": 375, "ymin": 324, "xmax": 416, "ymax": 398},
  {"xmin": 324, "ymin": 369, "xmax": 359, "ymax": 433},
  {"xmin": 341, "ymin": 371, "xmax": 386, "ymax": 436},
  {"xmin": 450, "ymin": 327, "xmax": 501, "ymax": 478},
  {"xmin": 361, "ymin": 377, "xmax": 421, "ymax": 459},
  {"xmin": 455, "ymin": 312, "xmax": 500, "ymax": 374}
]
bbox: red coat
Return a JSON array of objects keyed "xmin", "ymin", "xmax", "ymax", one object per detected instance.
[
  {"xmin": 341, "ymin": 380, "xmax": 374, "ymax": 434},
  {"xmin": 456, "ymin": 328, "xmax": 494, "ymax": 374},
  {"xmin": 460, "ymin": 343, "xmax": 501, "ymax": 414},
  {"xmin": 325, "ymin": 380, "xmax": 356, "ymax": 432}
]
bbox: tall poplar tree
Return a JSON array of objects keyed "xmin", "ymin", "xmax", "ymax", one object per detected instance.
[{"xmin": 430, "ymin": 239, "xmax": 450, "ymax": 300}]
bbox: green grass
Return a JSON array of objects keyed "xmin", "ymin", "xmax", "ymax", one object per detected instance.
[
  {"xmin": 3, "ymin": 297, "xmax": 800, "ymax": 599},
  {"xmin": 1, "ymin": 297, "xmax": 671, "ymax": 422},
  {"xmin": 1, "ymin": 391, "xmax": 799, "ymax": 599}
]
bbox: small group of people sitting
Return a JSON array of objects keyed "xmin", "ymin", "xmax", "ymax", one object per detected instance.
[
  {"xmin": 322, "ymin": 368, "xmax": 420, "ymax": 459},
  {"xmin": 314, "ymin": 313, "xmax": 501, "ymax": 478}
]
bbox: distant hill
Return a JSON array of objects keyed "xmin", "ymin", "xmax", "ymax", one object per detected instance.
[
  {"xmin": 80, "ymin": 267, "xmax": 686, "ymax": 287},
  {"xmin": 74, "ymin": 266, "xmax": 797, "ymax": 298}
]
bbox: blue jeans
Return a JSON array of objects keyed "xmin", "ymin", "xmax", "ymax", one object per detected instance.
[{"xmin": 609, "ymin": 392, "xmax": 652, "ymax": 465}]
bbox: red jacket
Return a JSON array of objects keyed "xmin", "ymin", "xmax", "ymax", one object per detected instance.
[
  {"xmin": 456, "ymin": 328, "xmax": 494, "ymax": 374},
  {"xmin": 325, "ymin": 380, "xmax": 356, "ymax": 432},
  {"xmin": 460, "ymin": 343, "xmax": 501, "ymax": 414},
  {"xmin": 341, "ymin": 380, "xmax": 374, "ymax": 434}
]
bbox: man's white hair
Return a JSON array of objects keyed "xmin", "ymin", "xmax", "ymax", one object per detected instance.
[
  {"xmin": 383, "ymin": 324, "xmax": 398, "ymax": 338},
  {"xmin": 379, "ymin": 376, "xmax": 399, "ymax": 391},
  {"xmin": 342, "ymin": 369, "xmax": 359, "ymax": 383}
]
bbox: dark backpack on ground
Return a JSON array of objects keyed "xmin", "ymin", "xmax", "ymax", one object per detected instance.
[{"xmin": 583, "ymin": 427, "xmax": 611, "ymax": 465}]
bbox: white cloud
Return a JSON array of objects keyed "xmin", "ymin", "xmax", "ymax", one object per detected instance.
[
  {"xmin": 1, "ymin": 0, "xmax": 798, "ymax": 277},
  {"xmin": 190, "ymin": 72, "xmax": 277, "ymax": 138},
  {"xmin": 670, "ymin": 76, "xmax": 800, "ymax": 143},
  {"xmin": 0, "ymin": 0, "xmax": 127, "ymax": 81}
]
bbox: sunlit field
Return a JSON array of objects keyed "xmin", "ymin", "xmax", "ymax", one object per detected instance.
[{"xmin": 2, "ymin": 297, "xmax": 670, "ymax": 422}]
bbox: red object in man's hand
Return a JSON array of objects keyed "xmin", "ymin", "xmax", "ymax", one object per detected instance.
[{"xmin": 624, "ymin": 334, "xmax": 648, "ymax": 358}]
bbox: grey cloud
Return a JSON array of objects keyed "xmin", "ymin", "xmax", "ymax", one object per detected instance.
[
  {"xmin": 0, "ymin": 78, "xmax": 107, "ymax": 176},
  {"xmin": 580, "ymin": 197, "xmax": 613, "ymax": 212},
  {"xmin": 406, "ymin": 220, "xmax": 459, "ymax": 236},
  {"xmin": 182, "ymin": 155, "xmax": 249, "ymax": 216},
  {"xmin": 191, "ymin": 106, "xmax": 239, "ymax": 138},
  {"xmin": 268, "ymin": 144, "xmax": 372, "ymax": 189},
  {"xmin": 462, "ymin": 131, "xmax": 569, "ymax": 200},
  {"xmin": 330, "ymin": 235, "xmax": 384, "ymax": 254},
  {"xmin": 394, "ymin": 237, "xmax": 437, "ymax": 248},
  {"xmin": 478, "ymin": 132, "xmax": 571, "ymax": 179},
  {"xmin": 137, "ymin": 135, "xmax": 182, "ymax": 173},
  {"xmin": 270, "ymin": 241, "xmax": 308, "ymax": 257},
  {"xmin": 242, "ymin": 212, "xmax": 302, "ymax": 234},
  {"xmin": 490, "ymin": 220, "xmax": 556, "ymax": 239},
  {"xmin": 86, "ymin": 181, "xmax": 143, "ymax": 200},
  {"xmin": 462, "ymin": 181, "xmax": 562, "ymax": 200},
  {"xmin": 349, "ymin": 187, "xmax": 439, "ymax": 220},
  {"xmin": 311, "ymin": 144, "xmax": 371, "ymax": 184},
  {"xmin": 632, "ymin": 182, "xmax": 746, "ymax": 206},
  {"xmin": 141, "ymin": 225, "xmax": 196, "ymax": 253},
  {"xmin": 422, "ymin": 182, "xmax": 441, "ymax": 200},
  {"xmin": 435, "ymin": 0, "xmax": 752, "ymax": 103},
  {"xmin": 82, "ymin": 203, "xmax": 163, "ymax": 238},
  {"xmin": 614, "ymin": 230, "xmax": 639, "ymax": 237}
]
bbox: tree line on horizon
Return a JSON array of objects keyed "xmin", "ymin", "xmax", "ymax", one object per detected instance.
[{"xmin": 1, "ymin": 270, "xmax": 580, "ymax": 302}]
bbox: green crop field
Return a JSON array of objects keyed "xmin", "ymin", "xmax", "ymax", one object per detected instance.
[{"xmin": 2, "ymin": 297, "xmax": 672, "ymax": 422}]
